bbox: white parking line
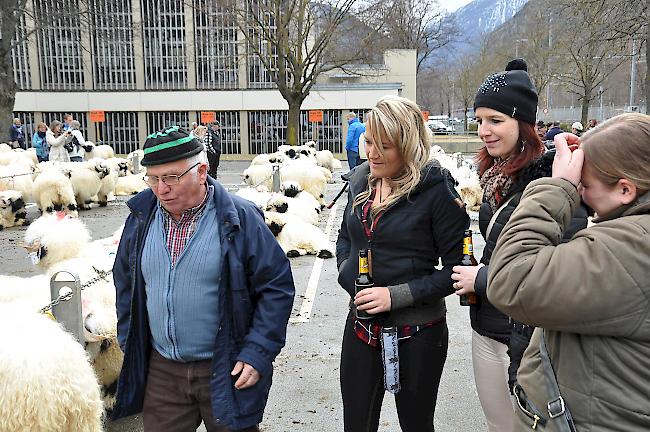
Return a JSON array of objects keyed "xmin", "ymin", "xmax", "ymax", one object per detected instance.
[{"xmin": 289, "ymin": 202, "xmax": 339, "ymax": 323}]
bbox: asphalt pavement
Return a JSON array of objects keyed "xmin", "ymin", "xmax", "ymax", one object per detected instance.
[{"xmin": 0, "ymin": 160, "xmax": 488, "ymax": 431}]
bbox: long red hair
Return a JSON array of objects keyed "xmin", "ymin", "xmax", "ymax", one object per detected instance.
[{"xmin": 475, "ymin": 120, "xmax": 544, "ymax": 177}]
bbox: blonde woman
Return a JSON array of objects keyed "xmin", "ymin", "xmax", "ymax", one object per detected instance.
[
  {"xmin": 489, "ymin": 114, "xmax": 650, "ymax": 430},
  {"xmin": 336, "ymin": 95, "xmax": 469, "ymax": 432}
]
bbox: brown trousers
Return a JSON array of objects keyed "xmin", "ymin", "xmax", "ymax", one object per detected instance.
[{"xmin": 143, "ymin": 350, "xmax": 260, "ymax": 432}]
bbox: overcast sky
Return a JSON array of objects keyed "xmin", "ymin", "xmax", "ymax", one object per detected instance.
[{"xmin": 439, "ymin": 0, "xmax": 473, "ymax": 12}]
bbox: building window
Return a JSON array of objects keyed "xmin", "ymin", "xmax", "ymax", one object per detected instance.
[
  {"xmin": 42, "ymin": 112, "xmax": 88, "ymax": 136},
  {"xmin": 12, "ymin": 13, "xmax": 31, "ymax": 90},
  {"xmin": 98, "ymin": 112, "xmax": 139, "ymax": 155},
  {"xmin": 34, "ymin": 0, "xmax": 85, "ymax": 90},
  {"xmin": 248, "ymin": 110, "xmax": 287, "ymax": 154},
  {"xmin": 89, "ymin": 0, "xmax": 136, "ymax": 90},
  {"xmin": 195, "ymin": 111, "xmax": 241, "ymax": 154},
  {"xmin": 299, "ymin": 110, "xmax": 343, "ymax": 153},
  {"xmin": 146, "ymin": 111, "xmax": 190, "ymax": 135},
  {"xmin": 193, "ymin": 1, "xmax": 239, "ymax": 89},
  {"xmin": 142, "ymin": 0, "xmax": 187, "ymax": 89},
  {"xmin": 247, "ymin": 1, "xmax": 278, "ymax": 89},
  {"xmin": 13, "ymin": 112, "xmax": 35, "ymax": 141}
]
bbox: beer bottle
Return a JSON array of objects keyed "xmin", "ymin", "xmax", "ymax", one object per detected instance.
[
  {"xmin": 459, "ymin": 230, "xmax": 478, "ymax": 306},
  {"xmin": 355, "ymin": 249, "xmax": 374, "ymax": 320}
]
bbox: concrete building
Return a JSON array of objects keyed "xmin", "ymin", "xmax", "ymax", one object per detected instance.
[{"xmin": 11, "ymin": 0, "xmax": 416, "ymax": 156}]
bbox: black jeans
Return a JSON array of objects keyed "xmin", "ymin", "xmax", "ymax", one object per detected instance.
[
  {"xmin": 340, "ymin": 311, "xmax": 449, "ymax": 432},
  {"xmin": 207, "ymin": 150, "xmax": 221, "ymax": 178}
]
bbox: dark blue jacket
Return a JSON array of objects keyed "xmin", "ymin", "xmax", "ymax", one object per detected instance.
[{"xmin": 111, "ymin": 177, "xmax": 295, "ymax": 430}]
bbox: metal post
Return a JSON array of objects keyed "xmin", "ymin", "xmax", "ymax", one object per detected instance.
[
  {"xmin": 630, "ymin": 38, "xmax": 637, "ymax": 110},
  {"xmin": 50, "ymin": 271, "xmax": 83, "ymax": 345},
  {"xmin": 272, "ymin": 164, "xmax": 281, "ymax": 192},
  {"xmin": 132, "ymin": 153, "xmax": 141, "ymax": 174}
]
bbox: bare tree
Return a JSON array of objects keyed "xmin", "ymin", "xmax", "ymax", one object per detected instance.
[
  {"xmin": 368, "ymin": 0, "xmax": 458, "ymax": 73},
  {"xmin": 554, "ymin": 0, "xmax": 645, "ymax": 123},
  {"xmin": 227, "ymin": 0, "xmax": 376, "ymax": 145}
]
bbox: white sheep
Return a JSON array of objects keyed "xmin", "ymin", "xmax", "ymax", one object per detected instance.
[
  {"xmin": 265, "ymin": 194, "xmax": 319, "ymax": 225},
  {"xmin": 22, "ymin": 213, "xmax": 124, "ymax": 409},
  {"xmin": 315, "ymin": 149, "xmax": 342, "ymax": 171},
  {"xmin": 0, "ymin": 190, "xmax": 27, "ymax": 229},
  {"xmin": 0, "ymin": 160, "xmax": 35, "ymax": 201},
  {"xmin": 264, "ymin": 211, "xmax": 335, "ymax": 258},
  {"xmin": 93, "ymin": 161, "xmax": 119, "ymax": 206},
  {"xmin": 104, "ymin": 157, "xmax": 130, "ymax": 177},
  {"xmin": 66, "ymin": 160, "xmax": 110, "ymax": 210},
  {"xmin": 32, "ymin": 167, "xmax": 78, "ymax": 216},
  {"xmin": 0, "ymin": 306, "xmax": 104, "ymax": 432},
  {"xmin": 115, "ymin": 172, "xmax": 149, "ymax": 195},
  {"xmin": 243, "ymin": 164, "xmax": 328, "ymax": 206},
  {"xmin": 235, "ymin": 186, "xmax": 273, "ymax": 210},
  {"xmin": 250, "ymin": 153, "xmax": 271, "ymax": 166},
  {"xmin": 83, "ymin": 142, "xmax": 115, "ymax": 160}
]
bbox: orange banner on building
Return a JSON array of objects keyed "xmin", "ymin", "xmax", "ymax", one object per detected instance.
[
  {"xmin": 90, "ymin": 110, "xmax": 105, "ymax": 123},
  {"xmin": 201, "ymin": 111, "xmax": 216, "ymax": 124},
  {"xmin": 308, "ymin": 110, "xmax": 323, "ymax": 122}
]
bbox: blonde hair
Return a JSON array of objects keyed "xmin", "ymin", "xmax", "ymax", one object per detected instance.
[
  {"xmin": 352, "ymin": 95, "xmax": 431, "ymax": 215},
  {"xmin": 193, "ymin": 125, "xmax": 208, "ymax": 140},
  {"xmin": 581, "ymin": 113, "xmax": 650, "ymax": 194}
]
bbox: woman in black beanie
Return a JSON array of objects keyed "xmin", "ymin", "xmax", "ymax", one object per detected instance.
[{"xmin": 451, "ymin": 59, "xmax": 587, "ymax": 431}]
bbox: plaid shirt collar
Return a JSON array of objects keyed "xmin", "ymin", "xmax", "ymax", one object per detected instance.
[{"xmin": 159, "ymin": 184, "xmax": 211, "ymax": 223}]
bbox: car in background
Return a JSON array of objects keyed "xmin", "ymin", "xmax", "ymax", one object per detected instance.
[{"xmin": 427, "ymin": 120, "xmax": 454, "ymax": 134}]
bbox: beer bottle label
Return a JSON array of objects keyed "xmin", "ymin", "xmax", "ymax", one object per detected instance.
[
  {"xmin": 463, "ymin": 237, "xmax": 473, "ymax": 255},
  {"xmin": 359, "ymin": 256, "xmax": 369, "ymax": 274}
]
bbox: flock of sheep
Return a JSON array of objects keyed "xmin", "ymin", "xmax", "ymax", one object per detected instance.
[
  {"xmin": 0, "ymin": 142, "xmax": 148, "ymax": 229},
  {"xmin": 0, "ymin": 140, "xmax": 482, "ymax": 431}
]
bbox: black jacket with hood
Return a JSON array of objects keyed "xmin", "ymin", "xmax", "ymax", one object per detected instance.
[{"xmin": 337, "ymin": 161, "xmax": 470, "ymax": 326}]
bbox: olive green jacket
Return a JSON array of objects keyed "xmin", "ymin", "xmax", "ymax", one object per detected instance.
[{"xmin": 488, "ymin": 177, "xmax": 650, "ymax": 431}]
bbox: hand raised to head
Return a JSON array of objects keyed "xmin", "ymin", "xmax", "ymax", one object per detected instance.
[{"xmin": 552, "ymin": 133, "xmax": 584, "ymax": 186}]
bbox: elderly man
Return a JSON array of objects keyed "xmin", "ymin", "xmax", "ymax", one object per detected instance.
[
  {"xmin": 112, "ymin": 126, "xmax": 295, "ymax": 431},
  {"xmin": 345, "ymin": 112, "xmax": 365, "ymax": 170}
]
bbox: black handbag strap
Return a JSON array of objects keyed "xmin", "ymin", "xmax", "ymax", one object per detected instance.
[{"xmin": 539, "ymin": 329, "xmax": 578, "ymax": 432}]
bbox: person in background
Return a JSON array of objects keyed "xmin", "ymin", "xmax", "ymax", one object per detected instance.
[
  {"xmin": 337, "ymin": 95, "xmax": 469, "ymax": 432},
  {"xmin": 62, "ymin": 113, "xmax": 73, "ymax": 132},
  {"xmin": 32, "ymin": 122, "xmax": 49, "ymax": 162},
  {"xmin": 111, "ymin": 126, "xmax": 295, "ymax": 431},
  {"xmin": 535, "ymin": 120, "xmax": 547, "ymax": 139},
  {"xmin": 587, "ymin": 118, "xmax": 598, "ymax": 130},
  {"xmin": 544, "ymin": 121, "xmax": 563, "ymax": 141},
  {"xmin": 205, "ymin": 121, "xmax": 222, "ymax": 178},
  {"xmin": 10, "ymin": 118, "xmax": 26, "ymax": 150},
  {"xmin": 357, "ymin": 124, "xmax": 367, "ymax": 162},
  {"xmin": 47, "ymin": 120, "xmax": 73, "ymax": 163},
  {"xmin": 345, "ymin": 112, "xmax": 365, "ymax": 170},
  {"xmin": 68, "ymin": 120, "xmax": 87, "ymax": 162},
  {"xmin": 451, "ymin": 59, "xmax": 587, "ymax": 432},
  {"xmin": 190, "ymin": 121, "xmax": 198, "ymax": 133},
  {"xmin": 571, "ymin": 121, "xmax": 584, "ymax": 137},
  {"xmin": 488, "ymin": 113, "xmax": 650, "ymax": 430}
]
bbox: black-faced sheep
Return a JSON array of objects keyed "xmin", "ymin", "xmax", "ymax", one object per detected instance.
[
  {"xmin": 21, "ymin": 213, "xmax": 124, "ymax": 409},
  {"xmin": 114, "ymin": 172, "xmax": 149, "ymax": 196},
  {"xmin": 264, "ymin": 211, "xmax": 335, "ymax": 259},
  {"xmin": 265, "ymin": 194, "xmax": 319, "ymax": 225},
  {"xmin": 66, "ymin": 160, "xmax": 110, "ymax": 210},
  {"xmin": 32, "ymin": 166, "xmax": 78, "ymax": 216},
  {"xmin": 83, "ymin": 142, "xmax": 115, "ymax": 160},
  {"xmin": 0, "ymin": 190, "xmax": 27, "ymax": 229}
]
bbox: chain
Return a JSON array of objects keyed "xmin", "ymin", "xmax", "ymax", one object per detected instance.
[
  {"xmin": 38, "ymin": 266, "xmax": 113, "ymax": 315},
  {"xmin": 0, "ymin": 171, "xmax": 37, "ymax": 180}
]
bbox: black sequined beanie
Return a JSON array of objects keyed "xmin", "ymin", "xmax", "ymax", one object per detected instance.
[
  {"xmin": 473, "ymin": 59, "xmax": 538, "ymax": 124},
  {"xmin": 141, "ymin": 125, "xmax": 204, "ymax": 166}
]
